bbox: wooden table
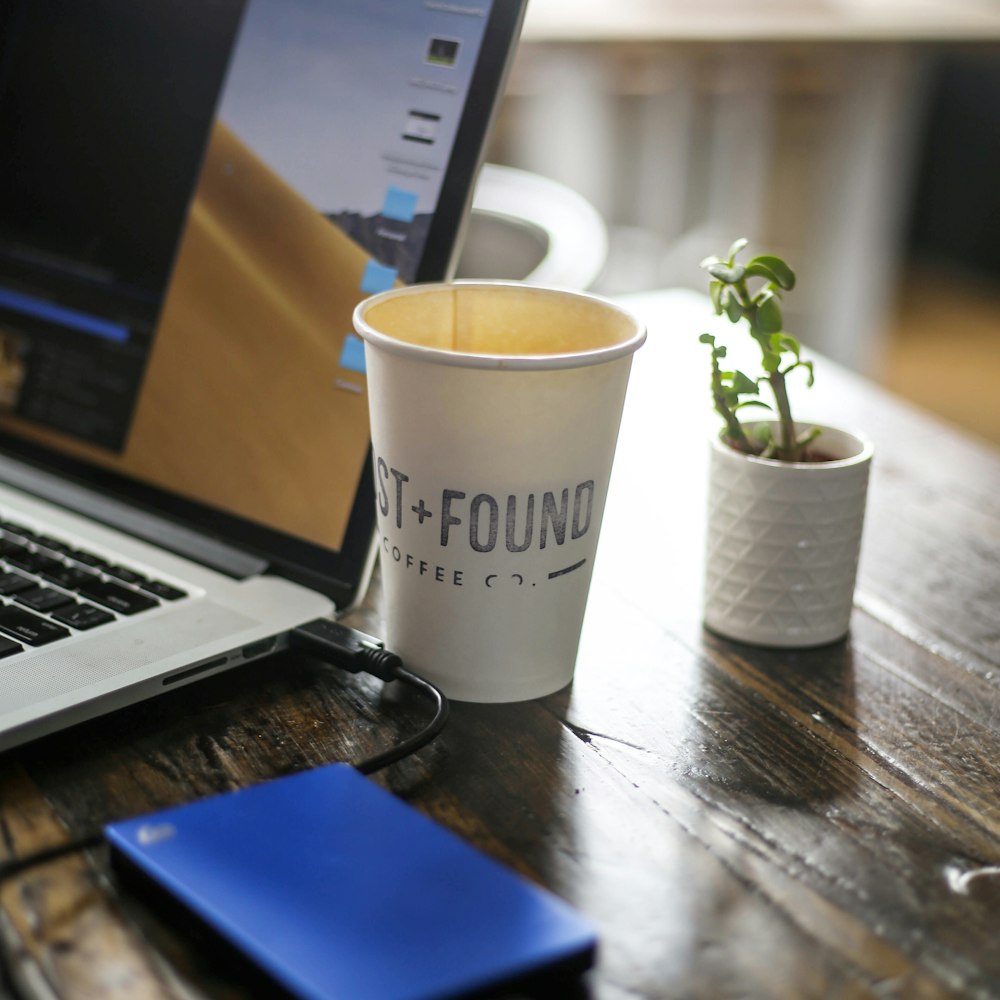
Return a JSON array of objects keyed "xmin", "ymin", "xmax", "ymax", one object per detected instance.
[
  {"xmin": 520, "ymin": 0, "xmax": 1000, "ymax": 42},
  {"xmin": 3, "ymin": 288, "xmax": 1000, "ymax": 999}
]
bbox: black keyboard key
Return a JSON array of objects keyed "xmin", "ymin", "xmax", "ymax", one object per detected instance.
[
  {"xmin": 7, "ymin": 551, "xmax": 63, "ymax": 577},
  {"xmin": 15, "ymin": 587, "xmax": 76, "ymax": 613},
  {"xmin": 0, "ymin": 636, "xmax": 22, "ymax": 658},
  {"xmin": 78, "ymin": 579, "xmax": 158, "ymax": 615},
  {"xmin": 0, "ymin": 539, "xmax": 31, "ymax": 561},
  {"xmin": 106, "ymin": 565, "xmax": 148, "ymax": 586},
  {"xmin": 140, "ymin": 579, "xmax": 187, "ymax": 601},
  {"xmin": 0, "ymin": 571, "xmax": 35, "ymax": 595},
  {"xmin": 51, "ymin": 603, "xmax": 116, "ymax": 630},
  {"xmin": 69, "ymin": 550, "xmax": 111, "ymax": 569},
  {"xmin": 0, "ymin": 521, "xmax": 35, "ymax": 541},
  {"xmin": 40, "ymin": 564, "xmax": 98, "ymax": 590},
  {"xmin": 34, "ymin": 535, "xmax": 72, "ymax": 554},
  {"xmin": 0, "ymin": 606, "xmax": 71, "ymax": 645}
]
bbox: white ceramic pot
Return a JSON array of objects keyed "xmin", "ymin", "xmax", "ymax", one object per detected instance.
[{"xmin": 703, "ymin": 422, "xmax": 874, "ymax": 647}]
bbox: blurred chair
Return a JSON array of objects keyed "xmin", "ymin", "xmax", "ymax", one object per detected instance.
[{"xmin": 455, "ymin": 163, "xmax": 608, "ymax": 290}]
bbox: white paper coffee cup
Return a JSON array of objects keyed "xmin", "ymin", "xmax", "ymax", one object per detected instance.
[{"xmin": 353, "ymin": 281, "xmax": 645, "ymax": 702}]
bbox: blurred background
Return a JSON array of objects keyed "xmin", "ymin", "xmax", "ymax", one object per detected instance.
[{"xmin": 474, "ymin": 0, "xmax": 1000, "ymax": 446}]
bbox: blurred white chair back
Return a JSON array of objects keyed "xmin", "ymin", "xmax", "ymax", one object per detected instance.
[{"xmin": 455, "ymin": 163, "xmax": 608, "ymax": 290}]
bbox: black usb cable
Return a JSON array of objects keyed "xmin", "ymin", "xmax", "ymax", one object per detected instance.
[
  {"xmin": 0, "ymin": 621, "xmax": 448, "ymax": 885},
  {"xmin": 289, "ymin": 618, "xmax": 449, "ymax": 774}
]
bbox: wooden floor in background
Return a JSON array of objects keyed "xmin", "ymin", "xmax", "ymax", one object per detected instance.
[{"xmin": 877, "ymin": 262, "xmax": 1000, "ymax": 448}]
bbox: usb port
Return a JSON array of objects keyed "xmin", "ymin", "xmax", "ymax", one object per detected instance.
[{"xmin": 241, "ymin": 637, "xmax": 277, "ymax": 660}]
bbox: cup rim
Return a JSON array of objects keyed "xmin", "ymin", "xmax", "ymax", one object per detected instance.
[{"xmin": 353, "ymin": 280, "xmax": 647, "ymax": 371}]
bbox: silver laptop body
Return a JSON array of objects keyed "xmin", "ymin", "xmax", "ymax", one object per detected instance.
[{"xmin": 0, "ymin": 0, "xmax": 526, "ymax": 750}]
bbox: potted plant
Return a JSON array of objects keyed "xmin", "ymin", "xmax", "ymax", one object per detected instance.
[{"xmin": 698, "ymin": 238, "xmax": 873, "ymax": 647}]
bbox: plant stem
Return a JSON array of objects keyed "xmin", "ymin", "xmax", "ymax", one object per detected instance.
[
  {"xmin": 768, "ymin": 369, "xmax": 798, "ymax": 460},
  {"xmin": 707, "ymin": 345, "xmax": 754, "ymax": 453},
  {"xmin": 718, "ymin": 393, "xmax": 754, "ymax": 454}
]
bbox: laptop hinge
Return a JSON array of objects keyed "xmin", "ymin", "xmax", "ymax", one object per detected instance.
[{"xmin": 0, "ymin": 454, "xmax": 267, "ymax": 579}]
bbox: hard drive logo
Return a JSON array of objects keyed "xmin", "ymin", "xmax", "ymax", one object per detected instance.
[{"xmin": 137, "ymin": 823, "xmax": 177, "ymax": 846}]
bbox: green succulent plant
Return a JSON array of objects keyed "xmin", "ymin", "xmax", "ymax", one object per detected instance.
[{"xmin": 699, "ymin": 237, "xmax": 819, "ymax": 462}]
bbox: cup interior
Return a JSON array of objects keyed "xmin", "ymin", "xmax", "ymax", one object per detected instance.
[{"xmin": 357, "ymin": 282, "xmax": 641, "ymax": 363}]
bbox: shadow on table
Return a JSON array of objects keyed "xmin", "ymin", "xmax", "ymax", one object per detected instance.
[{"xmin": 691, "ymin": 632, "xmax": 860, "ymax": 808}]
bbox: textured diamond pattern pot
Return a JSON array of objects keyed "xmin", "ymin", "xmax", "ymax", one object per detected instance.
[{"xmin": 703, "ymin": 422, "xmax": 874, "ymax": 647}]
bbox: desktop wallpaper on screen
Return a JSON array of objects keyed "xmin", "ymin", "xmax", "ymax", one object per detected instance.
[{"xmin": 0, "ymin": 0, "xmax": 492, "ymax": 550}]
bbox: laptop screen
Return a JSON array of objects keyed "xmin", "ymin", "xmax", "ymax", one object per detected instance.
[{"xmin": 0, "ymin": 0, "xmax": 524, "ymax": 605}]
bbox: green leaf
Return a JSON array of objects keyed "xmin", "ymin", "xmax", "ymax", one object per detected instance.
[
  {"xmin": 726, "ymin": 237, "xmax": 749, "ymax": 264},
  {"xmin": 707, "ymin": 262, "xmax": 746, "ymax": 284},
  {"xmin": 698, "ymin": 332, "xmax": 715, "ymax": 344},
  {"xmin": 761, "ymin": 349, "xmax": 780, "ymax": 373},
  {"xmin": 747, "ymin": 254, "xmax": 795, "ymax": 290},
  {"xmin": 744, "ymin": 262, "xmax": 793, "ymax": 289},
  {"xmin": 731, "ymin": 370, "xmax": 758, "ymax": 395},
  {"xmin": 735, "ymin": 399, "xmax": 772, "ymax": 412},
  {"xmin": 775, "ymin": 334, "xmax": 801, "ymax": 357},
  {"xmin": 709, "ymin": 280, "xmax": 723, "ymax": 315},
  {"xmin": 699, "ymin": 254, "xmax": 722, "ymax": 270},
  {"xmin": 723, "ymin": 291, "xmax": 743, "ymax": 323},
  {"xmin": 755, "ymin": 292, "xmax": 783, "ymax": 334},
  {"xmin": 771, "ymin": 334, "xmax": 791, "ymax": 359}
]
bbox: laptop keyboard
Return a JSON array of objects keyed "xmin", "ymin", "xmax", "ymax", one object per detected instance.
[{"xmin": 0, "ymin": 517, "xmax": 188, "ymax": 658}]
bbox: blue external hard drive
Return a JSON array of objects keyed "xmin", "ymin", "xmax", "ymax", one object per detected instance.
[{"xmin": 105, "ymin": 763, "xmax": 596, "ymax": 1000}]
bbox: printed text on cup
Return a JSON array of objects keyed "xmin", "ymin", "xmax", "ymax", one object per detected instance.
[{"xmin": 376, "ymin": 457, "xmax": 598, "ymax": 590}]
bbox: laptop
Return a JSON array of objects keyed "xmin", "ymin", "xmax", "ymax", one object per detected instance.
[{"xmin": 0, "ymin": 0, "xmax": 526, "ymax": 751}]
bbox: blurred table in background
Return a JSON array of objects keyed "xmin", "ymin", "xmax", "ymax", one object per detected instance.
[
  {"xmin": 521, "ymin": 0, "xmax": 1000, "ymax": 43},
  {"xmin": 490, "ymin": 0, "xmax": 1000, "ymax": 373}
]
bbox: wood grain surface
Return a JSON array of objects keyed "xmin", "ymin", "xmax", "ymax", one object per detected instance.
[{"xmin": 2, "ymin": 289, "xmax": 999, "ymax": 999}]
